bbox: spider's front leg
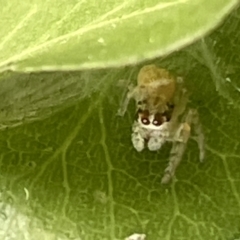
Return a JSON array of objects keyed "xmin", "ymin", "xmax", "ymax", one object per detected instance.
[
  {"xmin": 161, "ymin": 109, "xmax": 205, "ymax": 184},
  {"xmin": 117, "ymin": 84, "xmax": 135, "ymax": 116}
]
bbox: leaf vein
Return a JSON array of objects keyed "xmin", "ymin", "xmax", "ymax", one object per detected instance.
[
  {"xmin": 99, "ymin": 106, "xmax": 116, "ymax": 239},
  {"xmin": 0, "ymin": 0, "xmax": 188, "ymax": 68},
  {"xmin": 0, "ymin": 6, "xmax": 38, "ymax": 50}
]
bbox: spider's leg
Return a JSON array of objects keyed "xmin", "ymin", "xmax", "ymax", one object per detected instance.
[
  {"xmin": 169, "ymin": 82, "xmax": 189, "ymax": 131},
  {"xmin": 160, "ymin": 82, "xmax": 188, "ymax": 183},
  {"xmin": 185, "ymin": 109, "xmax": 205, "ymax": 162},
  {"xmin": 117, "ymin": 84, "xmax": 136, "ymax": 116},
  {"xmin": 172, "ymin": 90, "xmax": 189, "ymax": 119},
  {"xmin": 162, "ymin": 123, "xmax": 190, "ymax": 184},
  {"xmin": 161, "ymin": 109, "xmax": 204, "ymax": 184}
]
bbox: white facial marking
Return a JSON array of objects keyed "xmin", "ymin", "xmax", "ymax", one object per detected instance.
[{"xmin": 138, "ymin": 114, "xmax": 166, "ymax": 130}]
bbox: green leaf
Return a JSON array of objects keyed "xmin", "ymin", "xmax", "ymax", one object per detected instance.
[
  {"xmin": 0, "ymin": 61, "xmax": 240, "ymax": 239},
  {"xmin": 0, "ymin": 4, "xmax": 240, "ymax": 240},
  {"xmin": 0, "ymin": 0, "xmax": 238, "ymax": 72},
  {"xmin": 0, "ymin": 69, "xmax": 118, "ymax": 129}
]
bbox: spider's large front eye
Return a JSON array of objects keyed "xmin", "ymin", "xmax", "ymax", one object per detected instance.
[
  {"xmin": 152, "ymin": 113, "xmax": 166, "ymax": 126},
  {"xmin": 141, "ymin": 117, "xmax": 150, "ymax": 125},
  {"xmin": 138, "ymin": 109, "xmax": 150, "ymax": 125}
]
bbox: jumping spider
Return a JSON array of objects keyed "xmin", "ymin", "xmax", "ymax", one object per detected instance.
[{"xmin": 118, "ymin": 64, "xmax": 205, "ymax": 184}]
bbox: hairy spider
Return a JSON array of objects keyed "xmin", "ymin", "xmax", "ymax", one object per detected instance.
[{"xmin": 118, "ymin": 64, "xmax": 205, "ymax": 184}]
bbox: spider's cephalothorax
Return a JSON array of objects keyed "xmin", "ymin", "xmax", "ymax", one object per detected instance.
[
  {"xmin": 118, "ymin": 64, "xmax": 205, "ymax": 184},
  {"xmin": 118, "ymin": 64, "xmax": 177, "ymax": 116},
  {"xmin": 136, "ymin": 65, "xmax": 176, "ymax": 114}
]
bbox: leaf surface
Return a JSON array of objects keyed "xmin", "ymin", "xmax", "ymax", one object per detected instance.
[
  {"xmin": 0, "ymin": 5, "xmax": 240, "ymax": 240},
  {"xmin": 0, "ymin": 0, "xmax": 238, "ymax": 71}
]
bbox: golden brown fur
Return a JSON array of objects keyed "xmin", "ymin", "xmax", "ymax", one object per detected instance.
[{"xmin": 136, "ymin": 65, "xmax": 176, "ymax": 114}]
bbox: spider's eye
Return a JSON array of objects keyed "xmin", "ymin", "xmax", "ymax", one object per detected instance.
[
  {"xmin": 152, "ymin": 113, "xmax": 166, "ymax": 126},
  {"xmin": 152, "ymin": 119, "xmax": 162, "ymax": 126},
  {"xmin": 141, "ymin": 117, "xmax": 150, "ymax": 125},
  {"xmin": 138, "ymin": 109, "xmax": 150, "ymax": 125}
]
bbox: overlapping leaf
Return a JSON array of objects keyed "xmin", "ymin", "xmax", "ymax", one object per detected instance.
[{"xmin": 0, "ymin": 0, "xmax": 238, "ymax": 72}]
